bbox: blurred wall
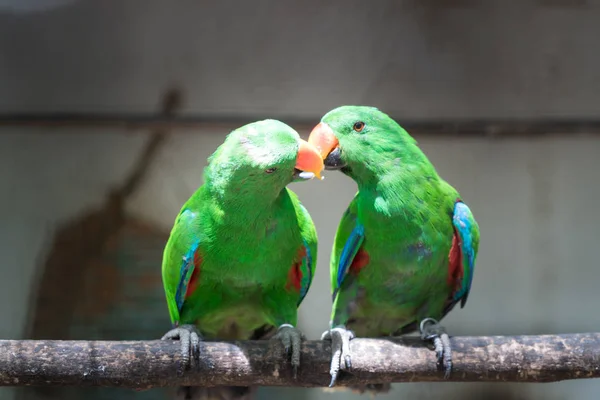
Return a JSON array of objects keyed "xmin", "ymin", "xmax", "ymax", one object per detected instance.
[
  {"xmin": 1, "ymin": 0, "xmax": 599, "ymax": 118},
  {"xmin": 1, "ymin": 1, "xmax": 600, "ymax": 400}
]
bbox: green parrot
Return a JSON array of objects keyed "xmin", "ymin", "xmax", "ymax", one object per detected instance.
[
  {"xmin": 307, "ymin": 106, "xmax": 480, "ymax": 393},
  {"xmin": 161, "ymin": 119, "xmax": 324, "ymax": 399}
]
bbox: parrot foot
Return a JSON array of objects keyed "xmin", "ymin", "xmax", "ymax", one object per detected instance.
[
  {"xmin": 321, "ymin": 326, "xmax": 355, "ymax": 387},
  {"xmin": 419, "ymin": 317, "xmax": 452, "ymax": 378},
  {"xmin": 162, "ymin": 324, "xmax": 203, "ymax": 375},
  {"xmin": 273, "ymin": 324, "xmax": 305, "ymax": 378}
]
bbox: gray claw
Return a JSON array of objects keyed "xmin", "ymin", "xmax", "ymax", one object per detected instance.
[
  {"xmin": 321, "ymin": 326, "xmax": 355, "ymax": 387},
  {"xmin": 274, "ymin": 324, "xmax": 305, "ymax": 378},
  {"xmin": 419, "ymin": 318, "xmax": 452, "ymax": 378},
  {"xmin": 162, "ymin": 324, "xmax": 202, "ymax": 375}
]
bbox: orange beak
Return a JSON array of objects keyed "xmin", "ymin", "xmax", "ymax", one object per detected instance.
[
  {"xmin": 295, "ymin": 139, "xmax": 324, "ymax": 180},
  {"xmin": 307, "ymin": 122, "xmax": 339, "ymax": 159}
]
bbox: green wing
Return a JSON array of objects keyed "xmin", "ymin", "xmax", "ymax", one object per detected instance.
[
  {"xmin": 287, "ymin": 188, "xmax": 318, "ymax": 307},
  {"xmin": 162, "ymin": 191, "xmax": 205, "ymax": 325}
]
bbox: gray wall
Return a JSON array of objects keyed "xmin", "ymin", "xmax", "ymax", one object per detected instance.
[
  {"xmin": 1, "ymin": 0, "xmax": 600, "ymax": 119},
  {"xmin": 1, "ymin": 1, "xmax": 600, "ymax": 399}
]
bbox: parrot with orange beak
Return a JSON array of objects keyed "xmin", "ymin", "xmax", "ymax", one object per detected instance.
[
  {"xmin": 161, "ymin": 119, "xmax": 324, "ymax": 399},
  {"xmin": 308, "ymin": 106, "xmax": 480, "ymax": 394}
]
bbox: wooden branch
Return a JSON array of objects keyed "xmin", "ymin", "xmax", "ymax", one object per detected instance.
[
  {"xmin": 1, "ymin": 334, "xmax": 599, "ymax": 389},
  {"xmin": 3, "ymin": 113, "xmax": 600, "ymax": 136}
]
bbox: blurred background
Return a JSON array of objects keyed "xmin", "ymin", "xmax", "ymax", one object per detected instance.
[{"xmin": 1, "ymin": 1, "xmax": 599, "ymax": 399}]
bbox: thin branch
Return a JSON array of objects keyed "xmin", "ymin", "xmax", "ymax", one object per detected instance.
[
  {"xmin": 2, "ymin": 113, "xmax": 600, "ymax": 136},
  {"xmin": 1, "ymin": 334, "xmax": 599, "ymax": 389}
]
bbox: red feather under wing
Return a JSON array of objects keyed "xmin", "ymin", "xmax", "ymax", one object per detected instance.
[
  {"xmin": 447, "ymin": 229, "xmax": 464, "ymax": 294},
  {"xmin": 185, "ymin": 250, "xmax": 202, "ymax": 299},
  {"xmin": 349, "ymin": 248, "xmax": 370, "ymax": 275},
  {"xmin": 286, "ymin": 247, "xmax": 306, "ymax": 292}
]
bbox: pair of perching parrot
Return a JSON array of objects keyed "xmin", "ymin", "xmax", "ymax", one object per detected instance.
[{"xmin": 161, "ymin": 106, "xmax": 480, "ymax": 399}]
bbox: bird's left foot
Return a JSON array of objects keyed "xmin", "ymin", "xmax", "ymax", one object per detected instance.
[
  {"xmin": 419, "ymin": 317, "xmax": 452, "ymax": 378},
  {"xmin": 321, "ymin": 326, "xmax": 355, "ymax": 387},
  {"xmin": 161, "ymin": 324, "xmax": 202, "ymax": 376},
  {"xmin": 273, "ymin": 324, "xmax": 305, "ymax": 378}
]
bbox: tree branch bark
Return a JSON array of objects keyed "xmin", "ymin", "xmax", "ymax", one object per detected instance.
[
  {"xmin": 3, "ymin": 113, "xmax": 600, "ymax": 137},
  {"xmin": 0, "ymin": 334, "xmax": 599, "ymax": 389}
]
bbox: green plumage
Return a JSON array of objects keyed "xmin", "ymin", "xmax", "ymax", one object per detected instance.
[
  {"xmin": 161, "ymin": 120, "xmax": 318, "ymax": 399},
  {"xmin": 312, "ymin": 106, "xmax": 480, "ymax": 391},
  {"xmin": 163, "ymin": 119, "xmax": 317, "ymax": 338}
]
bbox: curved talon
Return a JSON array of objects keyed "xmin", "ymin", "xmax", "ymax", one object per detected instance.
[
  {"xmin": 273, "ymin": 324, "xmax": 305, "ymax": 378},
  {"xmin": 321, "ymin": 326, "xmax": 355, "ymax": 387},
  {"xmin": 161, "ymin": 324, "xmax": 202, "ymax": 375},
  {"xmin": 440, "ymin": 332, "xmax": 452, "ymax": 379},
  {"xmin": 419, "ymin": 318, "xmax": 453, "ymax": 378}
]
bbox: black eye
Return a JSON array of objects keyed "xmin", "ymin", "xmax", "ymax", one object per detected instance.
[
  {"xmin": 265, "ymin": 168, "xmax": 277, "ymax": 174},
  {"xmin": 353, "ymin": 121, "xmax": 365, "ymax": 132}
]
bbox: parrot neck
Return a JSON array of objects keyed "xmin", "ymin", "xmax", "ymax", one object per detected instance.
[
  {"xmin": 349, "ymin": 148, "xmax": 438, "ymax": 192},
  {"xmin": 349, "ymin": 149, "xmax": 446, "ymax": 222},
  {"xmin": 204, "ymin": 178, "xmax": 289, "ymax": 221},
  {"xmin": 356, "ymin": 168, "xmax": 443, "ymax": 224}
]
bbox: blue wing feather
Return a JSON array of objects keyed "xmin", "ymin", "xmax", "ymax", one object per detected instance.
[
  {"xmin": 173, "ymin": 209, "xmax": 201, "ymax": 314},
  {"xmin": 175, "ymin": 240, "xmax": 200, "ymax": 313},
  {"xmin": 334, "ymin": 223, "xmax": 365, "ymax": 299},
  {"xmin": 451, "ymin": 201, "xmax": 479, "ymax": 307}
]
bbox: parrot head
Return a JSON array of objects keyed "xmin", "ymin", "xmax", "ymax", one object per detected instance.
[
  {"xmin": 206, "ymin": 119, "xmax": 323, "ymax": 198},
  {"xmin": 307, "ymin": 105, "xmax": 419, "ymax": 181}
]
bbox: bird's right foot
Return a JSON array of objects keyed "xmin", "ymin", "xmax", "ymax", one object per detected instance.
[
  {"xmin": 162, "ymin": 324, "xmax": 203, "ymax": 375},
  {"xmin": 321, "ymin": 326, "xmax": 355, "ymax": 387},
  {"xmin": 419, "ymin": 317, "xmax": 452, "ymax": 379},
  {"xmin": 273, "ymin": 324, "xmax": 306, "ymax": 378}
]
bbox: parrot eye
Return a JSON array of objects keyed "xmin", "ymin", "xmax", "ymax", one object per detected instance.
[
  {"xmin": 265, "ymin": 168, "xmax": 277, "ymax": 174},
  {"xmin": 353, "ymin": 121, "xmax": 365, "ymax": 132}
]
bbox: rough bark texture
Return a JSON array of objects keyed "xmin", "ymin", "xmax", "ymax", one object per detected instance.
[
  {"xmin": 3, "ymin": 115, "xmax": 600, "ymax": 137},
  {"xmin": 1, "ymin": 334, "xmax": 599, "ymax": 389}
]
